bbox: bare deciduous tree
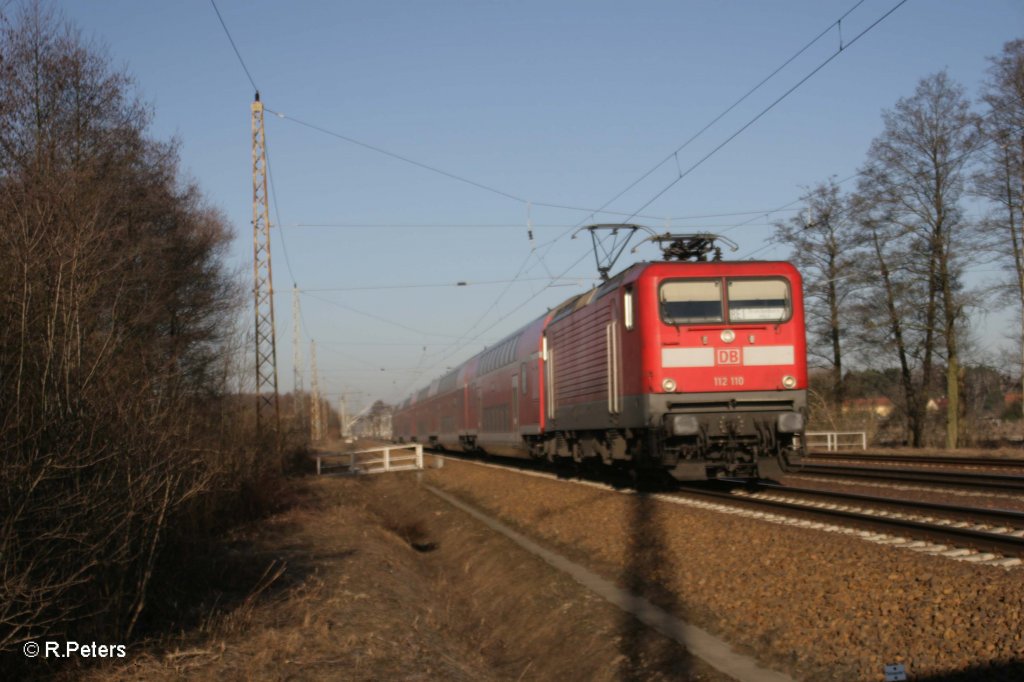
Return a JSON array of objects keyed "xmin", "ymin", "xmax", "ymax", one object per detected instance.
[
  {"xmin": 845, "ymin": 200, "xmax": 930, "ymax": 445},
  {"xmin": 772, "ymin": 178, "xmax": 857, "ymax": 406},
  {"xmin": 0, "ymin": 3, "xmax": 255, "ymax": 657},
  {"xmin": 975, "ymin": 39, "xmax": 1024, "ymax": 416},
  {"xmin": 855, "ymin": 71, "xmax": 982, "ymax": 448}
]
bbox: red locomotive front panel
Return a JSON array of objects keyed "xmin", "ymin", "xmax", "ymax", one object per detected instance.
[
  {"xmin": 641, "ymin": 262, "xmax": 807, "ymax": 396},
  {"xmin": 623, "ymin": 260, "xmax": 807, "ymax": 478}
]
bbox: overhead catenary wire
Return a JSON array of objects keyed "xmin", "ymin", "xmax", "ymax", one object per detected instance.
[
  {"xmin": 265, "ymin": 107, "xmax": 530, "ymax": 205},
  {"xmin": 261, "ymin": 104, "xmax": 632, "ymax": 373},
  {"xmin": 209, "ymin": 0, "xmax": 335, "ymax": 399},
  {"xmin": 208, "ymin": 9, "xmax": 592, "ymax": 399},
  {"xmin": 206, "ymin": 0, "xmax": 573, "ymax": 398},
  {"xmin": 384, "ymin": 247, "xmax": 575, "ymax": 400},
  {"xmin": 335, "ymin": 0, "xmax": 904, "ymax": 398},
  {"xmin": 258, "ymin": 0, "xmax": 895, "ymax": 391},
  {"xmin": 382, "ymin": 234, "xmax": 606, "ymax": 399},
  {"xmin": 481, "ymin": 2, "xmax": 891, "ymax": 342},
  {"xmin": 459, "ymin": 95, "xmax": 977, "ymax": 383},
  {"xmin": 208, "ymin": 0, "xmax": 259, "ymax": 94},
  {"xmin": 239, "ymin": 0, "xmax": 892, "ymax": 240},
  {"xmin": 261, "ymin": 106, "xmax": 732, "ymax": 226},
  {"xmin": 519, "ymin": 0, "xmax": 881, "ymax": 285},
  {"xmin": 316, "ymin": 341, "xmax": 455, "ymax": 347},
  {"xmin": 413, "ymin": 243, "xmax": 606, "ymax": 377},
  {"xmin": 302, "ymin": 291, "xmax": 468, "ymax": 340},
  {"xmin": 280, "ymin": 207, "xmax": 803, "ymax": 229},
  {"xmin": 733, "ymin": 130, "xmax": 1004, "ymax": 262},
  {"xmin": 622, "ymin": 0, "xmax": 910, "ymax": 223},
  {"xmin": 294, "ymin": 277, "xmax": 584, "ymax": 293},
  {"xmin": 212, "ymin": 0, "xmax": 920, "ymax": 402},
  {"xmin": 264, "ymin": 136, "xmax": 299, "ymax": 288},
  {"xmin": 573, "ymin": 0, "xmax": 869, "ymax": 227},
  {"xmin": 285, "ymin": 222, "xmax": 577, "ymax": 229},
  {"xmin": 264, "ymin": 107, "xmax": 810, "ymax": 228}
]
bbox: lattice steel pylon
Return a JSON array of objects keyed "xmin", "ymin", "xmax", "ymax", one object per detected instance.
[
  {"xmin": 251, "ymin": 93, "xmax": 280, "ymax": 438},
  {"xmin": 292, "ymin": 285, "xmax": 304, "ymax": 421},
  {"xmin": 309, "ymin": 340, "xmax": 322, "ymax": 442}
]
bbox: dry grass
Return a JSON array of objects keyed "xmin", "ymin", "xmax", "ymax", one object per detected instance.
[{"xmin": 70, "ymin": 471, "xmax": 729, "ymax": 682}]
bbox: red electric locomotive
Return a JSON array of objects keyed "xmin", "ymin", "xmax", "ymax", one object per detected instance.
[{"xmin": 392, "ymin": 227, "xmax": 807, "ymax": 480}]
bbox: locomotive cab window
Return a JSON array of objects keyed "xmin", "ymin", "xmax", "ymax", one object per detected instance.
[
  {"xmin": 727, "ymin": 278, "xmax": 791, "ymax": 322},
  {"xmin": 659, "ymin": 280, "xmax": 723, "ymax": 324}
]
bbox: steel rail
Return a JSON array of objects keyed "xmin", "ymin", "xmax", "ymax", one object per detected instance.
[
  {"xmin": 671, "ymin": 485, "xmax": 1024, "ymax": 558},
  {"xmin": 441, "ymin": 451, "xmax": 1024, "ymax": 558},
  {"xmin": 786, "ymin": 462, "xmax": 1024, "ymax": 492},
  {"xmin": 806, "ymin": 452, "xmax": 1024, "ymax": 470},
  {"xmin": 736, "ymin": 481, "xmax": 1024, "ymax": 530}
]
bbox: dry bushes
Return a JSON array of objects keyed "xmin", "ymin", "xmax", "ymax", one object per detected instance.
[{"xmin": 0, "ymin": 3, "xmax": 296, "ymax": 671}]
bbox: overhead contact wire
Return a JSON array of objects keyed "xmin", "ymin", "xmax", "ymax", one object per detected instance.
[
  {"xmin": 209, "ymin": 0, "xmax": 326, "ymax": 377},
  {"xmin": 579, "ymin": 0, "xmax": 868, "ymax": 226},
  {"xmin": 422, "ymin": 1, "xmax": 902, "ymax": 385},
  {"xmin": 264, "ymin": 108, "xmax": 528, "ymax": 204},
  {"xmin": 209, "ymin": 0, "xmax": 259, "ymax": 94},
  {"xmin": 624, "ymin": 0, "xmax": 909, "ymax": 222}
]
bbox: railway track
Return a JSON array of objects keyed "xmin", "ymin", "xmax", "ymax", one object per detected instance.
[
  {"xmin": 439, "ymin": 451, "xmax": 1024, "ymax": 565},
  {"xmin": 806, "ymin": 451, "xmax": 1024, "ymax": 471},
  {"xmin": 785, "ymin": 460, "xmax": 1024, "ymax": 493},
  {"xmin": 706, "ymin": 481, "xmax": 1024, "ymax": 559}
]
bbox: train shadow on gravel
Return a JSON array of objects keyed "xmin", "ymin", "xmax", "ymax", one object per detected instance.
[
  {"xmin": 618, "ymin": 489, "xmax": 693, "ymax": 680},
  {"xmin": 439, "ymin": 449, "xmax": 740, "ymax": 680}
]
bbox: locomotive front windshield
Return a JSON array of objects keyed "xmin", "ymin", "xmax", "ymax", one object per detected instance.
[
  {"xmin": 727, "ymin": 278, "xmax": 790, "ymax": 322},
  {"xmin": 660, "ymin": 277, "xmax": 791, "ymax": 324},
  {"xmin": 660, "ymin": 280, "xmax": 723, "ymax": 324}
]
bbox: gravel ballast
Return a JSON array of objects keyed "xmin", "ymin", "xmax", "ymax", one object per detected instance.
[{"xmin": 425, "ymin": 459, "xmax": 1024, "ymax": 681}]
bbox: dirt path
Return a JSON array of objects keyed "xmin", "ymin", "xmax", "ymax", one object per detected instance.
[{"xmin": 83, "ymin": 472, "xmax": 732, "ymax": 681}]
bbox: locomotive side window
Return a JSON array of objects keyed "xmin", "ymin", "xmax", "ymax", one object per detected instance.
[
  {"xmin": 659, "ymin": 280, "xmax": 723, "ymax": 324},
  {"xmin": 727, "ymin": 278, "xmax": 791, "ymax": 322},
  {"xmin": 624, "ymin": 287, "xmax": 634, "ymax": 330}
]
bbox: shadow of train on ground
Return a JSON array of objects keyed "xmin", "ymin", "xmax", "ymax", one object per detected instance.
[{"xmin": 619, "ymin": 490, "xmax": 693, "ymax": 680}]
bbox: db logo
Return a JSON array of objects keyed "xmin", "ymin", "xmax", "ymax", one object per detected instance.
[{"xmin": 716, "ymin": 348, "xmax": 740, "ymax": 365}]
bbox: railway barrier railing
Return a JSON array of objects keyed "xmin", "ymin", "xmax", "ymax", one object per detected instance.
[
  {"xmin": 315, "ymin": 443, "xmax": 425, "ymax": 475},
  {"xmin": 805, "ymin": 431, "xmax": 867, "ymax": 451}
]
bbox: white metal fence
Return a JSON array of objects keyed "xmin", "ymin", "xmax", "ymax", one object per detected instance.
[
  {"xmin": 805, "ymin": 431, "xmax": 867, "ymax": 451},
  {"xmin": 315, "ymin": 443, "xmax": 424, "ymax": 475}
]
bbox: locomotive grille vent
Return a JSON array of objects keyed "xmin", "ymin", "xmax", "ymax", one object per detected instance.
[{"xmin": 669, "ymin": 399, "xmax": 795, "ymax": 412}]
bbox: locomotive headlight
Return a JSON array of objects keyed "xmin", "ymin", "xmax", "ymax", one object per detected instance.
[
  {"xmin": 777, "ymin": 412, "xmax": 804, "ymax": 433},
  {"xmin": 669, "ymin": 414, "xmax": 699, "ymax": 436},
  {"xmin": 662, "ymin": 378, "xmax": 677, "ymax": 392},
  {"xmin": 782, "ymin": 375, "xmax": 797, "ymax": 389},
  {"xmin": 720, "ymin": 329, "xmax": 735, "ymax": 343}
]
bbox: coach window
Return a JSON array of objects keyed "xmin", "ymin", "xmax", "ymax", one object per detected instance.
[
  {"xmin": 623, "ymin": 286, "xmax": 634, "ymax": 330},
  {"xmin": 660, "ymin": 280, "xmax": 723, "ymax": 324},
  {"xmin": 727, "ymin": 278, "xmax": 791, "ymax": 322}
]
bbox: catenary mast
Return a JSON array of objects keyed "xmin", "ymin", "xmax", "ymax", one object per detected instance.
[{"xmin": 251, "ymin": 92, "xmax": 280, "ymax": 438}]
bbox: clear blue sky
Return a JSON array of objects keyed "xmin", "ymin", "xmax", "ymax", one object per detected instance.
[{"xmin": 46, "ymin": 0, "xmax": 1024, "ymax": 413}]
